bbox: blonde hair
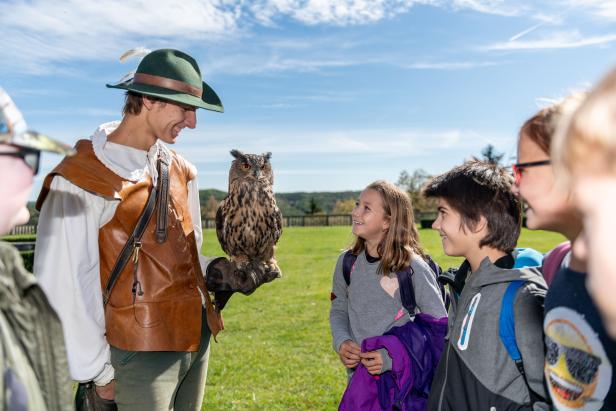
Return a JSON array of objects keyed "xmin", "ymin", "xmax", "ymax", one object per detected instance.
[
  {"xmin": 351, "ymin": 180, "xmax": 426, "ymax": 275},
  {"xmin": 553, "ymin": 69, "xmax": 616, "ymax": 181}
]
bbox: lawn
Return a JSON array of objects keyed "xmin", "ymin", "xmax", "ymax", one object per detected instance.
[{"xmin": 202, "ymin": 226, "xmax": 564, "ymax": 410}]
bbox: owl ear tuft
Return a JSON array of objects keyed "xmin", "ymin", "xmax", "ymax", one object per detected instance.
[
  {"xmin": 263, "ymin": 152, "xmax": 272, "ymax": 161},
  {"xmin": 230, "ymin": 149, "xmax": 245, "ymax": 160}
]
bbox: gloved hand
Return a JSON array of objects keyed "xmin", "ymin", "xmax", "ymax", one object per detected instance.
[
  {"xmin": 205, "ymin": 257, "xmax": 235, "ymax": 311},
  {"xmin": 205, "ymin": 257, "xmax": 281, "ymax": 311}
]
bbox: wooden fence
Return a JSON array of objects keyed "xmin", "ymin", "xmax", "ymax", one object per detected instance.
[
  {"xmin": 9, "ymin": 225, "xmax": 37, "ymax": 236},
  {"xmin": 9, "ymin": 212, "xmax": 437, "ymax": 234},
  {"xmin": 204, "ymin": 212, "xmax": 438, "ymax": 229}
]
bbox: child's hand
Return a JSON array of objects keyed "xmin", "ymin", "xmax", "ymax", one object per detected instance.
[
  {"xmin": 338, "ymin": 340, "xmax": 361, "ymax": 368},
  {"xmin": 360, "ymin": 350, "xmax": 383, "ymax": 375}
]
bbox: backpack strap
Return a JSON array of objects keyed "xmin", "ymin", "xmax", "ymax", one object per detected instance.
[
  {"xmin": 396, "ymin": 266, "xmax": 417, "ymax": 314},
  {"xmin": 342, "ymin": 251, "xmax": 358, "ymax": 286},
  {"xmin": 342, "ymin": 250, "xmax": 418, "ymax": 313},
  {"xmin": 542, "ymin": 241, "xmax": 571, "ymax": 286},
  {"xmin": 499, "ymin": 280, "xmax": 542, "ymax": 404}
]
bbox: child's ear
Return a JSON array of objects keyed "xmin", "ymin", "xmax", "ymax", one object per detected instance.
[
  {"xmin": 473, "ymin": 215, "xmax": 488, "ymax": 234},
  {"xmin": 382, "ymin": 217, "xmax": 390, "ymax": 231}
]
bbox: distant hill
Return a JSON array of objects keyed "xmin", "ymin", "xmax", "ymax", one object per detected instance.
[{"xmin": 200, "ymin": 189, "xmax": 360, "ymax": 216}]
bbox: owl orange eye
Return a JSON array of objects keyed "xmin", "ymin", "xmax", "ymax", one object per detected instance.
[{"xmin": 242, "ymin": 163, "xmax": 251, "ymax": 170}]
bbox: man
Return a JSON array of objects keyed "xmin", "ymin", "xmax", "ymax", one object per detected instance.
[
  {"xmin": 0, "ymin": 87, "xmax": 73, "ymax": 410},
  {"xmin": 34, "ymin": 49, "xmax": 225, "ymax": 410}
]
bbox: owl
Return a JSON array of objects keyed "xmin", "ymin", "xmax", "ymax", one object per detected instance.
[{"xmin": 215, "ymin": 149, "xmax": 283, "ymax": 293}]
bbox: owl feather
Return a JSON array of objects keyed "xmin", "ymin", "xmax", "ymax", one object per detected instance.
[{"xmin": 216, "ymin": 149, "xmax": 283, "ymax": 290}]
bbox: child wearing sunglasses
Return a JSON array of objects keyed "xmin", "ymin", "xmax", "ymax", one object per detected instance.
[
  {"xmin": 0, "ymin": 87, "xmax": 74, "ymax": 409},
  {"xmin": 515, "ymin": 94, "xmax": 616, "ymax": 410},
  {"xmin": 553, "ymin": 67, "xmax": 616, "ymax": 344}
]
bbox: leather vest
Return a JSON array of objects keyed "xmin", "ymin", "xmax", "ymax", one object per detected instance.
[{"xmin": 37, "ymin": 140, "xmax": 222, "ymax": 351}]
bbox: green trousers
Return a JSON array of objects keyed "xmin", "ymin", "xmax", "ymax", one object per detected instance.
[{"xmin": 110, "ymin": 316, "xmax": 211, "ymax": 411}]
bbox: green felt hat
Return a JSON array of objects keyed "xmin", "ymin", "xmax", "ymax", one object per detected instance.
[{"xmin": 107, "ymin": 49, "xmax": 224, "ymax": 112}]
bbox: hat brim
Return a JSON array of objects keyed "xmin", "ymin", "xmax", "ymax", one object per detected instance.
[
  {"xmin": 106, "ymin": 80, "xmax": 224, "ymax": 113},
  {"xmin": 0, "ymin": 131, "xmax": 75, "ymax": 156}
]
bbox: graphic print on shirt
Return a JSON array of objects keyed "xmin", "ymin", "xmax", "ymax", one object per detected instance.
[
  {"xmin": 544, "ymin": 307, "xmax": 613, "ymax": 411},
  {"xmin": 457, "ymin": 293, "xmax": 481, "ymax": 351},
  {"xmin": 379, "ymin": 275, "xmax": 405, "ymax": 320}
]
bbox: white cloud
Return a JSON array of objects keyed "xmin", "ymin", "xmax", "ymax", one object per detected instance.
[
  {"xmin": 564, "ymin": 0, "xmax": 616, "ymax": 21},
  {"xmin": 400, "ymin": 60, "xmax": 502, "ymax": 69},
  {"xmin": 482, "ymin": 30, "xmax": 616, "ymax": 50},
  {"xmin": 8, "ymin": 0, "xmax": 614, "ymax": 77},
  {"xmin": 27, "ymin": 108, "xmax": 119, "ymax": 117},
  {"xmin": 248, "ymin": 0, "xmax": 423, "ymax": 26},
  {"xmin": 174, "ymin": 125, "xmax": 487, "ymax": 161},
  {"xmin": 450, "ymin": 0, "xmax": 523, "ymax": 17},
  {"xmin": 207, "ymin": 54, "xmax": 365, "ymax": 75},
  {"xmin": 0, "ymin": 0, "xmax": 241, "ymax": 72},
  {"xmin": 0, "ymin": 0, "xmax": 553, "ymax": 74}
]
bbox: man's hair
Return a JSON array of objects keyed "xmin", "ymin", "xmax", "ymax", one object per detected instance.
[
  {"xmin": 351, "ymin": 180, "xmax": 426, "ymax": 275},
  {"xmin": 423, "ymin": 160, "xmax": 522, "ymax": 252},
  {"xmin": 122, "ymin": 91, "xmax": 166, "ymax": 116}
]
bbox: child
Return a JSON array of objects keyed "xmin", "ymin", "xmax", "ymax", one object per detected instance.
[
  {"xmin": 329, "ymin": 180, "xmax": 447, "ymax": 409},
  {"xmin": 553, "ymin": 69, "xmax": 616, "ymax": 341},
  {"xmin": 0, "ymin": 87, "xmax": 73, "ymax": 409},
  {"xmin": 424, "ymin": 160, "xmax": 548, "ymax": 411},
  {"xmin": 516, "ymin": 95, "xmax": 616, "ymax": 410}
]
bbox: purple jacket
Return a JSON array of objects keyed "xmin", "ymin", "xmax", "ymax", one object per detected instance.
[{"xmin": 339, "ymin": 314, "xmax": 448, "ymax": 411}]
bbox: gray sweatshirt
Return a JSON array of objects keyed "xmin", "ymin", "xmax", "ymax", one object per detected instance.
[{"xmin": 329, "ymin": 250, "xmax": 448, "ymax": 358}]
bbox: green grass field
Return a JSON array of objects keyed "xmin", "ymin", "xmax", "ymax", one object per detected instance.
[{"xmin": 201, "ymin": 226, "xmax": 564, "ymax": 410}]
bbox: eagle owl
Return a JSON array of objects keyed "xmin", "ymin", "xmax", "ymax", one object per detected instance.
[{"xmin": 215, "ymin": 150, "xmax": 282, "ymax": 290}]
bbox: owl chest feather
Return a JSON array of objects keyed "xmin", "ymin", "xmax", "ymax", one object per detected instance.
[{"xmin": 218, "ymin": 181, "xmax": 281, "ymax": 258}]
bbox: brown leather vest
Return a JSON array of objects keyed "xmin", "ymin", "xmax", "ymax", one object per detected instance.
[{"xmin": 37, "ymin": 140, "xmax": 222, "ymax": 351}]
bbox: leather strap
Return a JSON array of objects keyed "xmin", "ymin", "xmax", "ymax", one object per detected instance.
[
  {"xmin": 133, "ymin": 73, "xmax": 202, "ymax": 98},
  {"xmin": 155, "ymin": 158, "xmax": 169, "ymax": 243},
  {"xmin": 103, "ymin": 160, "xmax": 160, "ymax": 306}
]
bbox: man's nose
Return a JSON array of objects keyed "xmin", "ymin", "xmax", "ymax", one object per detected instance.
[{"xmin": 185, "ymin": 110, "xmax": 197, "ymax": 129}]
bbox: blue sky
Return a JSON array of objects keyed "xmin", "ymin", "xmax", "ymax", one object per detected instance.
[{"xmin": 2, "ymin": 0, "xmax": 616, "ymax": 196}]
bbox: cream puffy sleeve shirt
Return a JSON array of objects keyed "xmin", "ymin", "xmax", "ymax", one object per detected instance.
[{"xmin": 34, "ymin": 121, "xmax": 206, "ymax": 384}]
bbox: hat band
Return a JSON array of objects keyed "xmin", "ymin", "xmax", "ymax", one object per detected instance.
[{"xmin": 133, "ymin": 73, "xmax": 202, "ymax": 98}]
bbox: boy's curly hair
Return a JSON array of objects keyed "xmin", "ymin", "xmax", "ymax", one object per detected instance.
[{"xmin": 423, "ymin": 159, "xmax": 522, "ymax": 253}]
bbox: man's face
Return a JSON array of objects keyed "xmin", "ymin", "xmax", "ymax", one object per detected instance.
[
  {"xmin": 0, "ymin": 144, "xmax": 34, "ymax": 235},
  {"xmin": 148, "ymin": 100, "xmax": 197, "ymax": 144},
  {"xmin": 432, "ymin": 197, "xmax": 473, "ymax": 257}
]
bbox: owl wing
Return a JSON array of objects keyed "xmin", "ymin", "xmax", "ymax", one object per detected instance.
[
  {"xmin": 273, "ymin": 207, "xmax": 283, "ymax": 244},
  {"xmin": 215, "ymin": 200, "xmax": 230, "ymax": 255}
]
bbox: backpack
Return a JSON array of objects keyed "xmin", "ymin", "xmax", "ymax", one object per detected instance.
[
  {"xmin": 499, "ymin": 280, "xmax": 543, "ymax": 405},
  {"xmin": 542, "ymin": 241, "xmax": 571, "ymax": 286},
  {"xmin": 341, "ymin": 250, "xmax": 449, "ymax": 314}
]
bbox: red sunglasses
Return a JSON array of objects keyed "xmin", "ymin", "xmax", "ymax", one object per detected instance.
[{"xmin": 511, "ymin": 160, "xmax": 551, "ymax": 185}]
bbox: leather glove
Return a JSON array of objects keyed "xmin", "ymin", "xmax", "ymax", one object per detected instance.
[{"xmin": 205, "ymin": 257, "xmax": 281, "ymax": 311}]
